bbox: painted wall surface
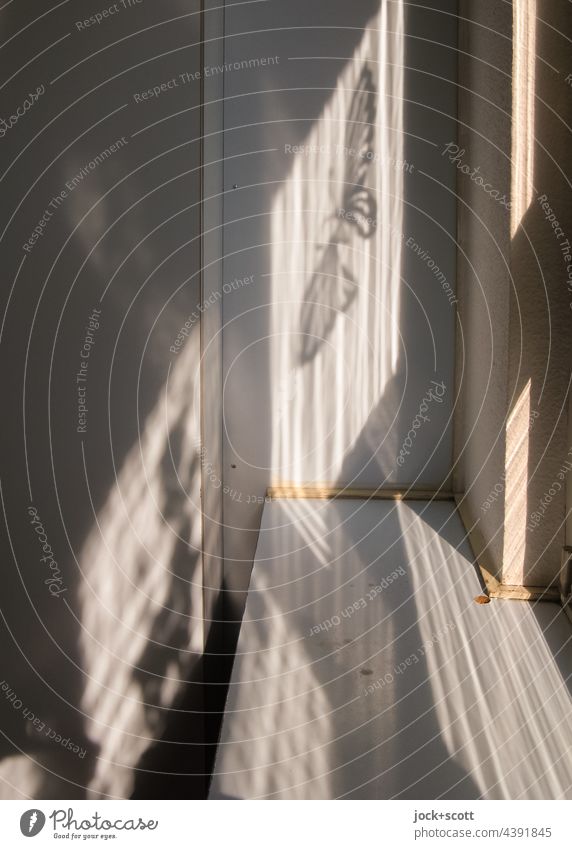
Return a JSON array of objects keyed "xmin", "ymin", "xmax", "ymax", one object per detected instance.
[
  {"xmin": 0, "ymin": 1, "xmax": 206, "ymax": 798},
  {"xmin": 455, "ymin": 0, "xmax": 572, "ymax": 588},
  {"xmin": 201, "ymin": 0, "xmax": 225, "ymax": 650},
  {"xmin": 221, "ymin": 0, "xmax": 459, "ymax": 612},
  {"xmin": 506, "ymin": 0, "xmax": 572, "ymax": 586},
  {"xmin": 568, "ymin": 387, "xmax": 572, "ymax": 548},
  {"xmin": 454, "ymin": 0, "xmax": 513, "ymax": 580}
]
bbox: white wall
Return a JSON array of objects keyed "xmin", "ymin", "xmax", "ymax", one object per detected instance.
[
  {"xmin": 220, "ymin": 0, "xmax": 459, "ymax": 604},
  {"xmin": 201, "ymin": 0, "xmax": 226, "ymax": 651},
  {"xmin": 0, "ymin": 0, "xmax": 206, "ymax": 798}
]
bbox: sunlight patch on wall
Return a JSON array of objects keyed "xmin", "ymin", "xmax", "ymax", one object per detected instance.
[
  {"xmin": 270, "ymin": 3, "xmax": 405, "ymax": 484},
  {"xmin": 511, "ymin": 0, "xmax": 536, "ymax": 235},
  {"xmin": 503, "ymin": 379, "xmax": 532, "ymax": 586},
  {"xmin": 77, "ymin": 326, "xmax": 203, "ymax": 799}
]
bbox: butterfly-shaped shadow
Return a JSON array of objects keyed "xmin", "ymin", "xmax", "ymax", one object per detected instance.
[{"xmin": 298, "ymin": 63, "xmax": 378, "ymax": 366}]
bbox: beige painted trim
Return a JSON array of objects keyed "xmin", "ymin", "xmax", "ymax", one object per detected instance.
[
  {"xmin": 266, "ymin": 486, "xmax": 455, "ymax": 501},
  {"xmin": 479, "ymin": 566, "xmax": 559, "ymax": 602}
]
